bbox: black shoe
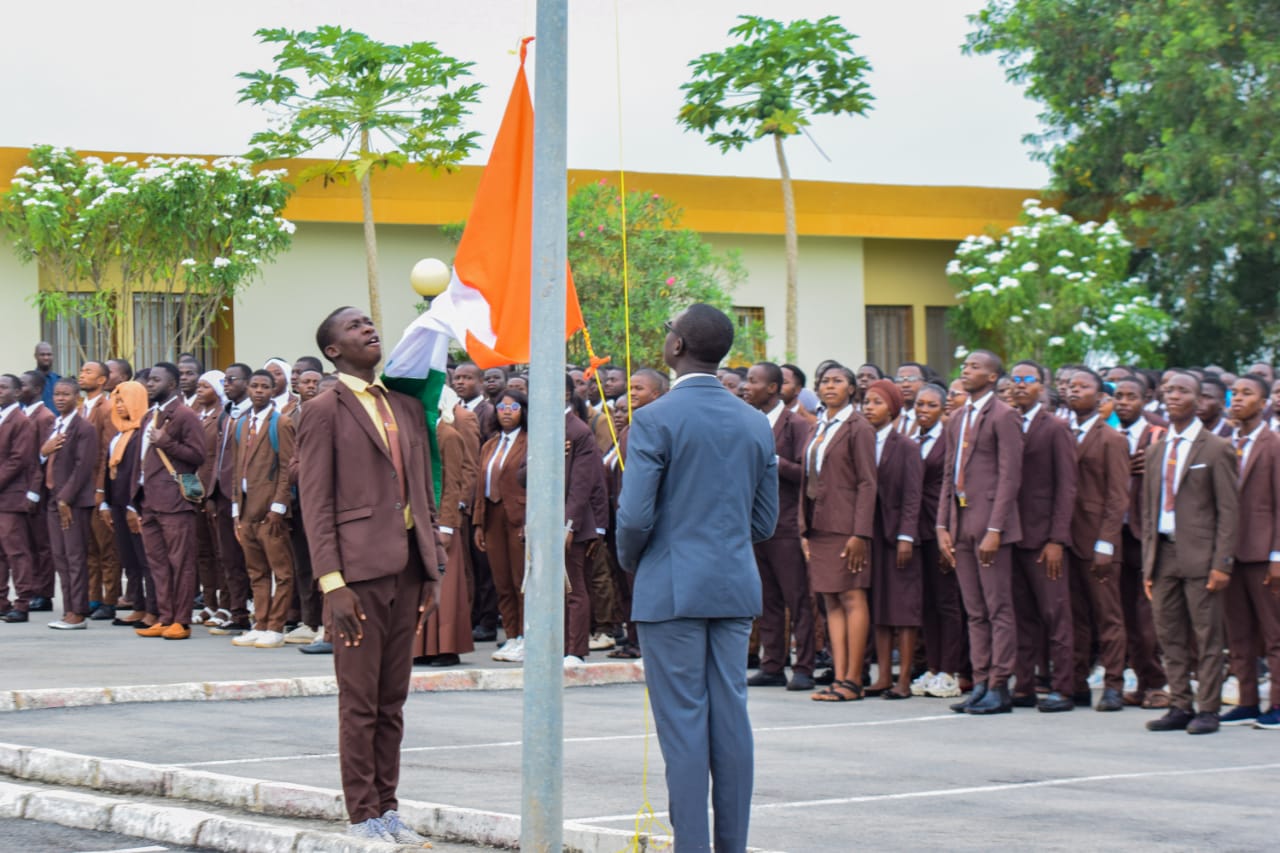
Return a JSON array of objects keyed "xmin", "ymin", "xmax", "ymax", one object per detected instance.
[
  {"xmin": 3, "ymin": 610, "xmax": 29, "ymax": 623},
  {"xmin": 747, "ymin": 653, "xmax": 761, "ymax": 669},
  {"xmin": 1186, "ymin": 711, "xmax": 1220, "ymax": 735},
  {"xmin": 1011, "ymin": 693, "xmax": 1037, "ymax": 708},
  {"xmin": 814, "ymin": 667, "xmax": 835, "ymax": 686},
  {"xmin": 787, "ymin": 673, "xmax": 815, "ymax": 691},
  {"xmin": 90, "ymin": 605, "xmax": 116, "ymax": 621},
  {"xmin": 299, "ymin": 640, "xmax": 334, "ymax": 655},
  {"xmin": 194, "ymin": 593, "xmax": 205, "ymax": 608},
  {"xmin": 747, "ymin": 671, "xmax": 787, "ymax": 687},
  {"xmin": 429, "ymin": 653, "xmax": 461, "ymax": 667},
  {"xmin": 967, "ymin": 684, "xmax": 1013, "ymax": 715},
  {"xmin": 1095, "ymin": 687, "xmax": 1124, "ymax": 712},
  {"xmin": 472, "ymin": 625, "xmax": 497, "ymax": 642},
  {"xmin": 112, "ymin": 617, "xmax": 144, "ymax": 627},
  {"xmin": 1146, "ymin": 707, "xmax": 1195, "ymax": 732},
  {"xmin": 1037, "ymin": 692, "xmax": 1075, "ymax": 713},
  {"xmin": 29, "ymin": 597, "xmax": 52, "ymax": 612},
  {"xmin": 814, "ymin": 649, "xmax": 833, "ymax": 670},
  {"xmin": 951, "ymin": 682, "xmax": 987, "ymax": 713},
  {"xmin": 1072, "ymin": 689, "xmax": 1093, "ymax": 708}
]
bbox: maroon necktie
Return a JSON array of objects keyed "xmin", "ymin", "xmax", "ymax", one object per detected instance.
[{"xmin": 1163, "ymin": 437, "xmax": 1181, "ymax": 513}]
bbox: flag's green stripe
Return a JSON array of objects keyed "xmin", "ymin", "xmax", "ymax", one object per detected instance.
[{"xmin": 383, "ymin": 370, "xmax": 447, "ymax": 505}]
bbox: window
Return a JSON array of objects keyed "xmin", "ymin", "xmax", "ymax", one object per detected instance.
[
  {"xmin": 732, "ymin": 305, "xmax": 767, "ymax": 362},
  {"xmin": 39, "ymin": 293, "xmax": 116, "ymax": 370},
  {"xmin": 926, "ymin": 306, "xmax": 958, "ymax": 378},
  {"xmin": 132, "ymin": 293, "xmax": 216, "ymax": 370},
  {"xmin": 865, "ymin": 306, "xmax": 912, "ymax": 372}
]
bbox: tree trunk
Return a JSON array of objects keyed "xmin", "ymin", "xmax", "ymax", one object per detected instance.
[
  {"xmin": 774, "ymin": 133, "xmax": 799, "ymax": 360},
  {"xmin": 359, "ymin": 131, "xmax": 383, "ymax": 337}
]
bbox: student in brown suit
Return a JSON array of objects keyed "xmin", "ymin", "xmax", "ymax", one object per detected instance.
[
  {"xmin": 473, "ymin": 390, "xmax": 529, "ymax": 662},
  {"xmin": 452, "ymin": 361, "xmax": 499, "ymax": 641},
  {"xmin": 100, "ymin": 382, "xmax": 156, "ymax": 628},
  {"xmin": 41, "ymin": 378, "xmax": 99, "ymax": 629},
  {"xmin": 781, "ymin": 364, "xmax": 817, "ymax": 425},
  {"xmin": 19, "ymin": 371, "xmax": 56, "ymax": 610},
  {"xmin": 937, "ymin": 350, "xmax": 1024, "ymax": 715},
  {"xmin": 0, "ymin": 375, "xmax": 38, "ymax": 623},
  {"xmin": 800, "ymin": 363, "xmax": 877, "ymax": 702},
  {"xmin": 1219, "ymin": 374, "xmax": 1280, "ymax": 728},
  {"xmin": 1143, "ymin": 370, "xmax": 1237, "ymax": 735},
  {"xmin": 863, "ymin": 379, "xmax": 924, "ymax": 699},
  {"xmin": 296, "ymin": 306, "xmax": 441, "ymax": 844},
  {"xmin": 231, "ymin": 370, "xmax": 296, "ymax": 649},
  {"xmin": 564, "ymin": 377, "xmax": 608, "ymax": 664},
  {"xmin": 206, "ymin": 364, "xmax": 253, "ymax": 634},
  {"xmin": 192, "ymin": 371, "xmax": 226, "ymax": 626},
  {"xmin": 284, "ymin": 369, "xmax": 323, "ymax": 645},
  {"xmin": 1196, "ymin": 375, "xmax": 1233, "ymax": 438},
  {"xmin": 130, "ymin": 362, "xmax": 207, "ymax": 641},
  {"xmin": 1007, "ymin": 361, "xmax": 1078, "ymax": 712},
  {"xmin": 1111, "ymin": 375, "xmax": 1169, "ymax": 708},
  {"xmin": 77, "ymin": 361, "xmax": 120, "ymax": 619},
  {"xmin": 1065, "ymin": 368, "xmax": 1131, "ymax": 712}
]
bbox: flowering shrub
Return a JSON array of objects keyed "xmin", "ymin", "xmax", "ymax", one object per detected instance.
[{"xmin": 947, "ymin": 200, "xmax": 1172, "ymax": 367}]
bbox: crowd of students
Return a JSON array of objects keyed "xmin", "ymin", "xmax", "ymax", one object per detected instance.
[{"xmin": 1, "ymin": 340, "xmax": 1277, "ymax": 735}]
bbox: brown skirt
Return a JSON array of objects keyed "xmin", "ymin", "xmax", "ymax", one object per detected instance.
[
  {"xmin": 807, "ymin": 530, "xmax": 871, "ymax": 595},
  {"xmin": 415, "ymin": 519, "xmax": 476, "ymax": 658},
  {"xmin": 870, "ymin": 536, "xmax": 923, "ymax": 628}
]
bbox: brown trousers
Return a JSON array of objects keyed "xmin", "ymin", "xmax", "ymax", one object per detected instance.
[
  {"xmin": 1070, "ymin": 553, "xmax": 1128, "ymax": 693},
  {"xmin": 1224, "ymin": 561, "xmax": 1280, "ymax": 707},
  {"xmin": 109, "ymin": 505, "xmax": 155, "ymax": 615},
  {"xmin": 28, "ymin": 507, "xmax": 55, "ymax": 598},
  {"xmin": 239, "ymin": 517, "xmax": 295, "ymax": 633},
  {"xmin": 194, "ymin": 507, "xmax": 221, "ymax": 611},
  {"xmin": 754, "ymin": 536, "xmax": 815, "ymax": 676},
  {"xmin": 86, "ymin": 509, "xmax": 121, "ymax": 607},
  {"xmin": 920, "ymin": 539, "xmax": 969, "ymax": 676},
  {"xmin": 140, "ymin": 509, "xmax": 197, "ymax": 627},
  {"xmin": 588, "ymin": 545, "xmax": 620, "ymax": 633},
  {"xmin": 1120, "ymin": 529, "xmax": 1165, "ymax": 691},
  {"xmin": 48, "ymin": 506, "xmax": 93, "ymax": 616},
  {"xmin": 288, "ymin": 506, "xmax": 322, "ymax": 629},
  {"xmin": 565, "ymin": 541, "xmax": 591, "ymax": 658},
  {"xmin": 953, "ymin": 537, "xmax": 1017, "ymax": 688},
  {"xmin": 0, "ymin": 511, "xmax": 35, "ymax": 612},
  {"xmin": 1151, "ymin": 540, "xmax": 1226, "ymax": 714},
  {"xmin": 417, "ymin": 523, "xmax": 475, "ymax": 658},
  {"xmin": 482, "ymin": 499, "xmax": 524, "ymax": 639},
  {"xmin": 209, "ymin": 498, "xmax": 250, "ymax": 620},
  {"xmin": 331, "ymin": 541, "xmax": 425, "ymax": 823},
  {"xmin": 1012, "ymin": 546, "xmax": 1074, "ymax": 695}
]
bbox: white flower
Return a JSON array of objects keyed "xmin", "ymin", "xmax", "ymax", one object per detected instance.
[
  {"xmin": 998, "ymin": 276, "xmax": 1020, "ymax": 290},
  {"xmin": 1048, "ymin": 336, "xmax": 1066, "ymax": 347},
  {"xmin": 972, "ymin": 283, "xmax": 996, "ymax": 294},
  {"xmin": 1020, "ymin": 261, "xmax": 1039, "ymax": 273},
  {"xmin": 1057, "ymin": 249, "xmax": 1074, "ymax": 258},
  {"xmin": 1072, "ymin": 321, "xmax": 1095, "ymax": 336},
  {"xmin": 987, "ymin": 250, "xmax": 1008, "ymax": 264},
  {"xmin": 946, "ymin": 259, "xmax": 962, "ymax": 276},
  {"xmin": 212, "ymin": 257, "xmax": 231, "ymax": 268},
  {"xmin": 1022, "ymin": 198, "xmax": 1041, "ymax": 209},
  {"xmin": 1038, "ymin": 303, "xmax": 1052, "ymax": 311},
  {"xmin": 180, "ymin": 258, "xmax": 197, "ymax": 267},
  {"xmin": 1049, "ymin": 265, "xmax": 1070, "ymax": 276},
  {"xmin": 277, "ymin": 219, "xmax": 296, "ymax": 235},
  {"xmin": 954, "ymin": 345, "xmax": 970, "ymax": 359},
  {"xmin": 1066, "ymin": 272, "xmax": 1084, "ymax": 281},
  {"xmin": 1009, "ymin": 316, "xmax": 1023, "ymax": 323}
]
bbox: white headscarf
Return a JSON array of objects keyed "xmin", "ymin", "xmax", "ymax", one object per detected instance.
[
  {"xmin": 198, "ymin": 370, "xmax": 227, "ymax": 408},
  {"xmin": 438, "ymin": 385, "xmax": 459, "ymax": 425},
  {"xmin": 263, "ymin": 358, "xmax": 294, "ymax": 410}
]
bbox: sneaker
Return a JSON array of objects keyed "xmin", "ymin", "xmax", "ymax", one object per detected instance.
[
  {"xmin": 910, "ymin": 670, "xmax": 937, "ymax": 696},
  {"xmin": 493, "ymin": 638, "xmax": 522, "ymax": 662},
  {"xmin": 588, "ymin": 632, "xmax": 616, "ymax": 651},
  {"xmin": 1086, "ymin": 665, "xmax": 1105, "ymax": 689},
  {"xmin": 563, "ymin": 655, "xmax": 586, "ymax": 668},
  {"xmin": 507, "ymin": 637, "xmax": 525, "ymax": 663},
  {"xmin": 254, "ymin": 630, "xmax": 286, "ymax": 648},
  {"xmin": 1220, "ymin": 704, "xmax": 1261, "ymax": 726},
  {"xmin": 1222, "ymin": 676, "xmax": 1240, "ymax": 706},
  {"xmin": 1123, "ymin": 668, "xmax": 1138, "ymax": 693},
  {"xmin": 209, "ymin": 620, "xmax": 250, "ymax": 636},
  {"xmin": 925, "ymin": 672, "xmax": 963, "ymax": 698},
  {"xmin": 232, "ymin": 630, "xmax": 264, "ymax": 647},
  {"xmin": 380, "ymin": 809, "xmax": 428, "ymax": 845},
  {"xmin": 347, "ymin": 817, "xmax": 394, "ymax": 843},
  {"xmin": 1253, "ymin": 708, "xmax": 1280, "ymax": 730},
  {"xmin": 283, "ymin": 625, "xmax": 317, "ymax": 645}
]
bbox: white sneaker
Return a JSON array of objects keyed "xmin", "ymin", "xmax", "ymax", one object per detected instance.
[
  {"xmin": 1123, "ymin": 668, "xmax": 1138, "ymax": 693},
  {"xmin": 254, "ymin": 630, "xmax": 286, "ymax": 648},
  {"xmin": 925, "ymin": 672, "xmax": 963, "ymax": 698},
  {"xmin": 493, "ymin": 638, "xmax": 522, "ymax": 662},
  {"xmin": 231, "ymin": 630, "xmax": 264, "ymax": 647},
  {"xmin": 1222, "ymin": 675, "xmax": 1240, "ymax": 706},
  {"xmin": 507, "ymin": 637, "xmax": 525, "ymax": 663},
  {"xmin": 283, "ymin": 625, "xmax": 317, "ymax": 645},
  {"xmin": 1087, "ymin": 665, "xmax": 1105, "ymax": 689},
  {"xmin": 380, "ymin": 809, "xmax": 428, "ymax": 845},
  {"xmin": 563, "ymin": 655, "xmax": 586, "ymax": 668},
  {"xmin": 346, "ymin": 817, "xmax": 394, "ymax": 843},
  {"xmin": 588, "ymin": 632, "xmax": 616, "ymax": 651},
  {"xmin": 910, "ymin": 670, "xmax": 937, "ymax": 696}
]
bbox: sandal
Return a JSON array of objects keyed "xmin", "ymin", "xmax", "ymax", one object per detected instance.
[
  {"xmin": 812, "ymin": 680, "xmax": 863, "ymax": 702},
  {"xmin": 863, "ymin": 683, "xmax": 893, "ymax": 697},
  {"xmin": 607, "ymin": 644, "xmax": 641, "ymax": 659},
  {"xmin": 882, "ymin": 688, "xmax": 912, "ymax": 700}
]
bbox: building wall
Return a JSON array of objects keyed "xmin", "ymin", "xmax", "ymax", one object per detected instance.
[
  {"xmin": 0, "ymin": 248, "xmax": 40, "ymax": 373},
  {"xmin": 863, "ymin": 237, "xmax": 961, "ymax": 371}
]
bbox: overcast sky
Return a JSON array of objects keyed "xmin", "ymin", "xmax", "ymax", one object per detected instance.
[{"xmin": 4, "ymin": 0, "xmax": 1048, "ymax": 188}]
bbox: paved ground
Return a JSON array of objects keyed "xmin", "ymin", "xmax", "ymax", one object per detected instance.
[
  {"xmin": 4, "ymin": 682, "xmax": 1277, "ymax": 852},
  {"xmin": 0, "ymin": 817, "xmax": 206, "ymax": 851}
]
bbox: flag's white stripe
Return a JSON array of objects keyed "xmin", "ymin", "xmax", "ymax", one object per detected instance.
[{"xmin": 385, "ymin": 270, "xmax": 498, "ymax": 378}]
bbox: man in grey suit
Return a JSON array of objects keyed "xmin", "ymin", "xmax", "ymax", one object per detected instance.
[{"xmin": 617, "ymin": 304, "xmax": 779, "ymax": 853}]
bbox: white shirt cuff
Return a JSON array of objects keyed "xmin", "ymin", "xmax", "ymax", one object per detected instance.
[
  {"xmin": 1270, "ymin": 551, "xmax": 1280, "ymax": 563},
  {"xmin": 596, "ymin": 528, "xmax": 607, "ymax": 536},
  {"xmin": 231, "ymin": 503, "xmax": 239, "ymax": 519},
  {"xmin": 98, "ymin": 502, "xmax": 109, "ymax": 512},
  {"xmin": 126, "ymin": 505, "xmax": 136, "ymax": 514},
  {"xmin": 1094, "ymin": 540, "xmax": 1114, "ymax": 557},
  {"xmin": 439, "ymin": 525, "xmax": 455, "ymax": 535},
  {"xmin": 26, "ymin": 491, "xmax": 40, "ymax": 503},
  {"xmin": 269, "ymin": 502, "xmax": 288, "ymax": 516},
  {"xmin": 897, "ymin": 535, "xmax": 914, "ymax": 543},
  {"xmin": 986, "ymin": 528, "xmax": 1001, "ymax": 533}
]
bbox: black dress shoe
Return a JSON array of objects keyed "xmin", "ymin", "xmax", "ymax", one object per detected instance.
[
  {"xmin": 90, "ymin": 605, "xmax": 116, "ymax": 621},
  {"xmin": 786, "ymin": 673, "xmax": 815, "ymax": 691},
  {"xmin": 1011, "ymin": 693, "xmax": 1038, "ymax": 708},
  {"xmin": 747, "ymin": 671, "xmax": 787, "ymax": 687},
  {"xmin": 1072, "ymin": 689, "xmax": 1093, "ymax": 708},
  {"xmin": 3, "ymin": 610, "xmax": 29, "ymax": 623},
  {"xmin": 429, "ymin": 653, "xmax": 461, "ymax": 667},
  {"xmin": 1095, "ymin": 687, "xmax": 1124, "ymax": 712},
  {"xmin": 29, "ymin": 597, "xmax": 52, "ymax": 612},
  {"xmin": 472, "ymin": 625, "xmax": 497, "ymax": 642},
  {"xmin": 747, "ymin": 653, "xmax": 761, "ymax": 669},
  {"xmin": 967, "ymin": 684, "xmax": 1013, "ymax": 715},
  {"xmin": 299, "ymin": 640, "xmax": 334, "ymax": 655},
  {"xmin": 951, "ymin": 682, "xmax": 987, "ymax": 713},
  {"xmin": 1186, "ymin": 711, "xmax": 1220, "ymax": 735},
  {"xmin": 814, "ymin": 667, "xmax": 835, "ymax": 686},
  {"xmin": 1146, "ymin": 707, "xmax": 1195, "ymax": 731},
  {"xmin": 814, "ymin": 649, "xmax": 833, "ymax": 670},
  {"xmin": 1037, "ymin": 692, "xmax": 1075, "ymax": 713}
]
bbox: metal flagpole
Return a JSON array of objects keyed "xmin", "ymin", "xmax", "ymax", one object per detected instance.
[{"xmin": 522, "ymin": 1, "xmax": 568, "ymax": 850}]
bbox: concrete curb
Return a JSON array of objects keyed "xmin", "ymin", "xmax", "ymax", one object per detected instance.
[{"xmin": 1, "ymin": 661, "xmax": 646, "ymax": 713}]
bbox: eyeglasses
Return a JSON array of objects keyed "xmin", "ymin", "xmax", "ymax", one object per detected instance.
[
  {"xmin": 1009, "ymin": 375, "xmax": 1039, "ymax": 385},
  {"xmin": 947, "ymin": 390, "xmax": 966, "ymax": 397},
  {"xmin": 496, "ymin": 402, "xmax": 522, "ymax": 412}
]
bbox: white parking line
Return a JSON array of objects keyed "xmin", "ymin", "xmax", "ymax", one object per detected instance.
[
  {"xmin": 173, "ymin": 713, "xmax": 961, "ymax": 768},
  {"xmin": 570, "ymin": 760, "xmax": 1280, "ymax": 824},
  {"xmin": 78, "ymin": 846, "xmax": 169, "ymax": 853}
]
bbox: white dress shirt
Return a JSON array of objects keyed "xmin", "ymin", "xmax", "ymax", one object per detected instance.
[
  {"xmin": 1234, "ymin": 422, "xmax": 1280, "ymax": 562},
  {"xmin": 808, "ymin": 403, "xmax": 855, "ymax": 474},
  {"xmin": 139, "ymin": 398, "xmax": 178, "ymax": 486},
  {"xmin": 874, "ymin": 423, "xmax": 892, "ymax": 466},
  {"xmin": 1021, "ymin": 402, "xmax": 1042, "ymax": 434},
  {"xmin": 671, "ymin": 372, "xmax": 715, "ymax": 390},
  {"xmin": 1122, "ymin": 418, "xmax": 1147, "ymax": 455},
  {"xmin": 918, "ymin": 421, "xmax": 941, "ymax": 459},
  {"xmin": 41, "ymin": 410, "xmax": 76, "ymax": 464},
  {"xmin": 485, "ymin": 427, "xmax": 521, "ymax": 499},
  {"xmin": 0, "ymin": 402, "xmax": 18, "ymax": 426},
  {"xmin": 953, "ymin": 390, "xmax": 994, "ymax": 485},
  {"xmin": 1158, "ymin": 418, "xmax": 1203, "ymax": 535},
  {"xmin": 765, "ymin": 400, "xmax": 784, "ymax": 430},
  {"xmin": 234, "ymin": 407, "xmax": 286, "ymax": 519},
  {"xmin": 1074, "ymin": 412, "xmax": 1100, "ymax": 444}
]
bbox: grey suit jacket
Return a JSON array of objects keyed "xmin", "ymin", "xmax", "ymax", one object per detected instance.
[{"xmin": 617, "ymin": 374, "xmax": 778, "ymax": 621}]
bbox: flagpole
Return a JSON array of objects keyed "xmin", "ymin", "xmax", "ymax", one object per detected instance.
[{"xmin": 523, "ymin": 0, "xmax": 568, "ymax": 850}]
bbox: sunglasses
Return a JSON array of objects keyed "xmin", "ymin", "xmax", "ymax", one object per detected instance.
[
  {"xmin": 1009, "ymin": 375, "xmax": 1039, "ymax": 385},
  {"xmin": 496, "ymin": 402, "xmax": 522, "ymax": 412}
]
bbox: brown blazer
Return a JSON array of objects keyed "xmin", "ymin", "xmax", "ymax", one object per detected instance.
[
  {"xmin": 296, "ymin": 380, "xmax": 443, "ymax": 585},
  {"xmin": 452, "ymin": 405, "xmax": 481, "ymax": 460},
  {"xmin": 566, "ymin": 412, "xmax": 605, "ymax": 543},
  {"xmin": 472, "ymin": 429, "xmax": 528, "ymax": 530},
  {"xmin": 208, "ymin": 403, "xmax": 244, "ymax": 502},
  {"xmin": 937, "ymin": 394, "xmax": 1024, "ymax": 544},
  {"xmin": 1235, "ymin": 427, "xmax": 1280, "ymax": 564},
  {"xmin": 1016, "ymin": 408, "xmax": 1077, "ymax": 551},
  {"xmin": 797, "ymin": 411, "xmax": 877, "ymax": 540},
  {"xmin": 232, "ymin": 408, "xmax": 295, "ymax": 522},
  {"xmin": 81, "ymin": 394, "xmax": 115, "ymax": 494},
  {"xmin": 1069, "ymin": 420, "xmax": 1129, "ymax": 560},
  {"xmin": 44, "ymin": 413, "xmax": 98, "ymax": 509},
  {"xmin": 875, "ymin": 429, "xmax": 922, "ymax": 543},
  {"xmin": 437, "ymin": 418, "xmax": 478, "ymax": 530},
  {"xmin": 1123, "ymin": 420, "xmax": 1165, "ymax": 538},
  {"xmin": 25, "ymin": 404, "xmax": 54, "ymax": 500},
  {"xmin": 466, "ymin": 397, "xmax": 498, "ymax": 445},
  {"xmin": 196, "ymin": 410, "xmax": 221, "ymax": 496},
  {"xmin": 918, "ymin": 427, "xmax": 946, "ymax": 541},
  {"xmin": 128, "ymin": 398, "xmax": 206, "ymax": 514},
  {"xmin": 0, "ymin": 409, "xmax": 37, "ymax": 512},
  {"xmin": 1141, "ymin": 426, "xmax": 1237, "ymax": 579},
  {"xmin": 105, "ymin": 431, "xmax": 142, "ymax": 510},
  {"xmin": 769, "ymin": 405, "xmax": 808, "ymax": 540}
]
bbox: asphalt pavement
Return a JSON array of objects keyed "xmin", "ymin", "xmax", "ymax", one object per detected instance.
[{"xmin": 0, "ymin": 817, "xmax": 207, "ymax": 851}]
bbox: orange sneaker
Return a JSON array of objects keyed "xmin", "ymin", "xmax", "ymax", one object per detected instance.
[
  {"xmin": 162, "ymin": 623, "xmax": 192, "ymax": 640},
  {"xmin": 136, "ymin": 623, "xmax": 168, "ymax": 637}
]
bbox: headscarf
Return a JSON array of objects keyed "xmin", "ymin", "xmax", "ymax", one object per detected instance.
[
  {"xmin": 867, "ymin": 379, "xmax": 904, "ymax": 420},
  {"xmin": 108, "ymin": 381, "xmax": 149, "ymax": 478},
  {"xmin": 264, "ymin": 358, "xmax": 291, "ymax": 379},
  {"xmin": 198, "ymin": 370, "xmax": 227, "ymax": 409},
  {"xmin": 438, "ymin": 385, "xmax": 459, "ymax": 426}
]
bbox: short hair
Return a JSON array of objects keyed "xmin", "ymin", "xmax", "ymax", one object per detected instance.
[
  {"xmin": 225, "ymin": 363, "xmax": 252, "ymax": 379},
  {"xmin": 1071, "ymin": 367, "xmax": 1105, "ymax": 392},
  {"xmin": 753, "ymin": 361, "xmax": 784, "ymax": 392},
  {"xmin": 916, "ymin": 382, "xmax": 947, "ymax": 403},
  {"xmin": 1165, "ymin": 368, "xmax": 1203, "ymax": 392},
  {"xmin": 819, "ymin": 362, "xmax": 857, "ymax": 386},
  {"xmin": 316, "ymin": 306, "xmax": 357, "ymax": 357},
  {"xmin": 0, "ymin": 373, "xmax": 22, "ymax": 388},
  {"xmin": 294, "ymin": 356, "xmax": 323, "ymax": 373},
  {"xmin": 1201, "ymin": 374, "xmax": 1227, "ymax": 399},
  {"xmin": 82, "ymin": 360, "xmax": 109, "ymax": 377},
  {"xmin": 151, "ymin": 362, "xmax": 181, "ymax": 384},
  {"xmin": 632, "ymin": 367, "xmax": 670, "ymax": 394},
  {"xmin": 249, "ymin": 369, "xmax": 275, "ymax": 384},
  {"xmin": 896, "ymin": 361, "xmax": 927, "ymax": 377},
  {"xmin": 53, "ymin": 377, "xmax": 80, "ymax": 393},
  {"xmin": 674, "ymin": 303, "xmax": 735, "ymax": 364},
  {"xmin": 21, "ymin": 370, "xmax": 45, "ymax": 391},
  {"xmin": 858, "ymin": 363, "xmax": 885, "ymax": 379},
  {"xmin": 1240, "ymin": 373, "xmax": 1271, "ymax": 398},
  {"xmin": 971, "ymin": 349, "xmax": 1003, "ymax": 376},
  {"xmin": 455, "ymin": 362, "xmax": 481, "ymax": 377},
  {"xmin": 781, "ymin": 363, "xmax": 806, "ymax": 388},
  {"xmin": 1113, "ymin": 374, "xmax": 1147, "ymax": 393},
  {"xmin": 485, "ymin": 365, "xmax": 510, "ymax": 378},
  {"xmin": 1011, "ymin": 359, "xmax": 1047, "ymax": 383},
  {"xmin": 106, "ymin": 358, "xmax": 133, "ymax": 380},
  {"xmin": 732, "ymin": 366, "xmax": 748, "ymax": 379},
  {"xmin": 177, "ymin": 355, "xmax": 203, "ymax": 373}
]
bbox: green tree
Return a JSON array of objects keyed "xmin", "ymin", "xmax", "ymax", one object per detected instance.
[
  {"xmin": 677, "ymin": 15, "xmax": 873, "ymax": 359},
  {"xmin": 238, "ymin": 26, "xmax": 482, "ymax": 334},
  {"xmin": 967, "ymin": 0, "xmax": 1280, "ymax": 365},
  {"xmin": 947, "ymin": 200, "xmax": 1172, "ymax": 366}
]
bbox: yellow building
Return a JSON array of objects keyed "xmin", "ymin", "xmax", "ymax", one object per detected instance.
[{"xmin": 0, "ymin": 146, "xmax": 1031, "ymax": 378}]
